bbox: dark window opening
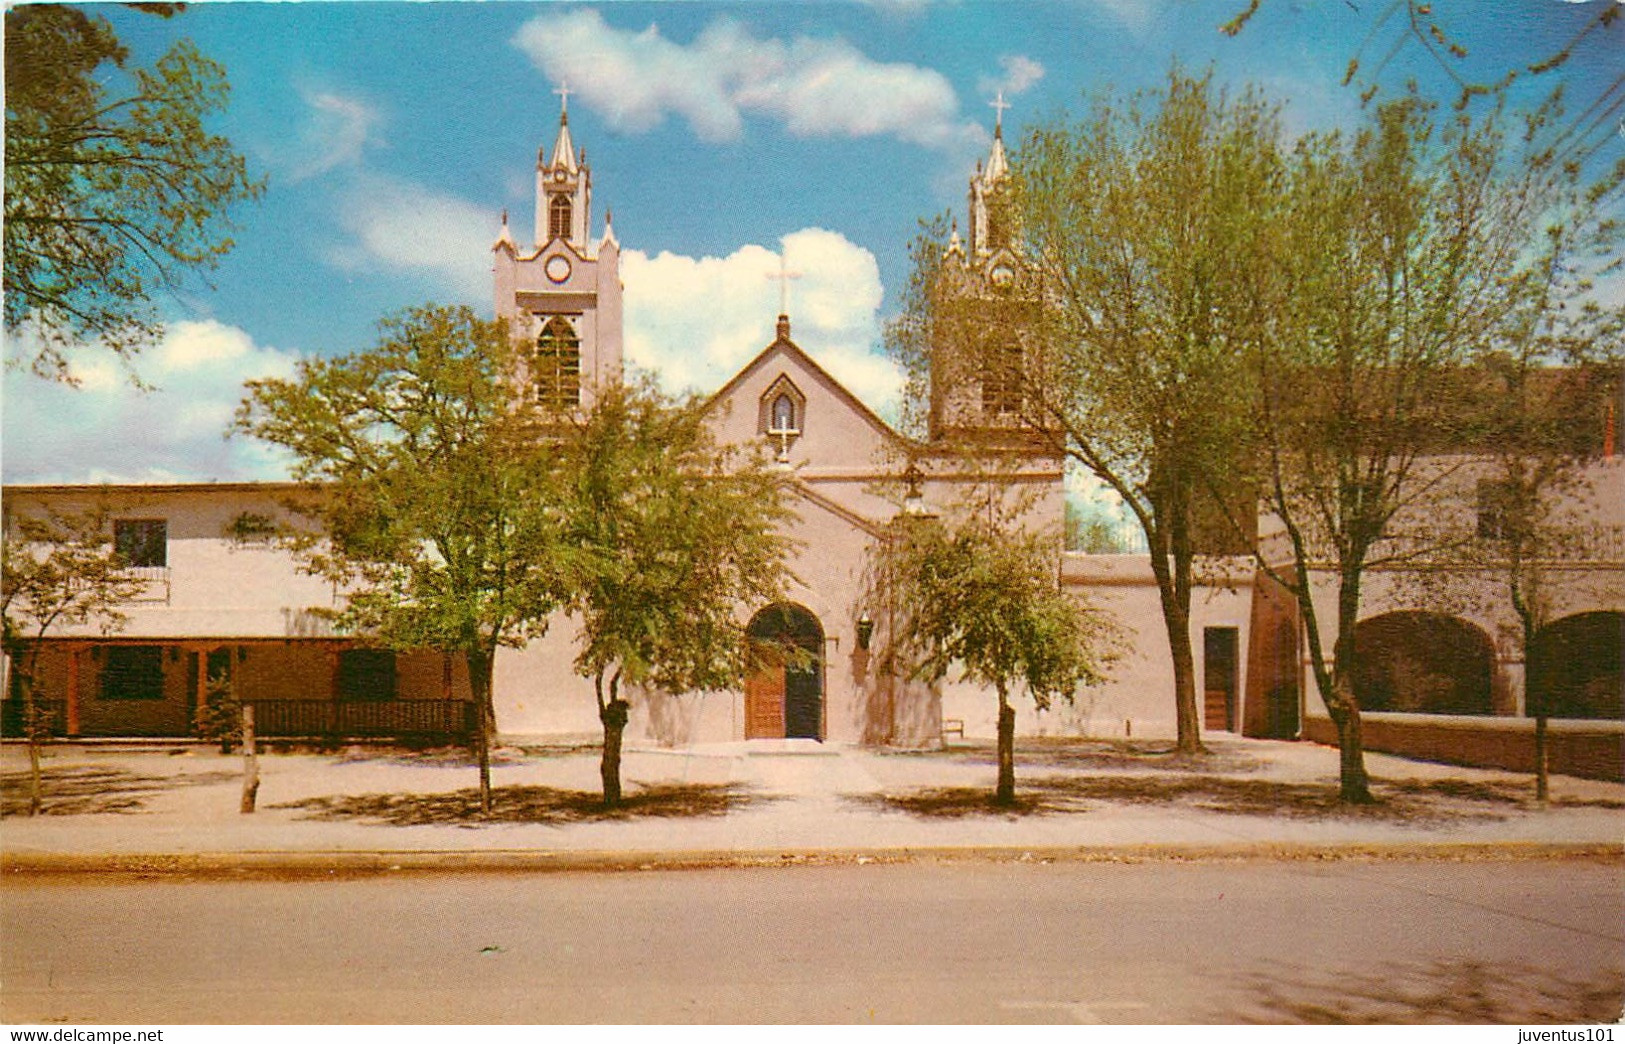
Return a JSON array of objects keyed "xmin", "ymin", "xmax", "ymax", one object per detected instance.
[
  {"xmin": 115, "ymin": 519, "xmax": 167, "ymax": 568},
  {"xmin": 981, "ymin": 340, "xmax": 1023, "ymax": 417},
  {"xmin": 548, "ymin": 195, "xmax": 572, "ymax": 242},
  {"xmin": 1476, "ymin": 479, "xmax": 1516, "ymax": 541},
  {"xmin": 102, "ymin": 646, "xmax": 166, "ymax": 701},
  {"xmin": 338, "ymin": 648, "xmax": 397, "ymax": 702},
  {"xmin": 535, "ymin": 316, "xmax": 581, "ymax": 410}
]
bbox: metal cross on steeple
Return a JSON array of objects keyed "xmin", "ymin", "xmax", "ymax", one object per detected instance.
[
  {"xmin": 553, "ymin": 81, "xmax": 573, "ymax": 115},
  {"xmin": 766, "ymin": 254, "xmax": 803, "ymax": 316},
  {"xmin": 990, "ymin": 90, "xmax": 1010, "ymax": 133}
]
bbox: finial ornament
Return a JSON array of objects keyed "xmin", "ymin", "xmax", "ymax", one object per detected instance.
[{"xmin": 554, "ymin": 81, "xmax": 573, "ymax": 117}]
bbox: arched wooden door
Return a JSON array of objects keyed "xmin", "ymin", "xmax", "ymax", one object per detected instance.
[{"xmin": 745, "ymin": 604, "xmax": 824, "ymax": 740}]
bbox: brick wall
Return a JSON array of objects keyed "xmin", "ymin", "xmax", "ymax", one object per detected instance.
[{"xmin": 1303, "ymin": 712, "xmax": 1624, "ymax": 782}]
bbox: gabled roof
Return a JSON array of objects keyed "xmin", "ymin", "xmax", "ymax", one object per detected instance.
[{"xmin": 702, "ymin": 317, "xmax": 915, "ymax": 452}]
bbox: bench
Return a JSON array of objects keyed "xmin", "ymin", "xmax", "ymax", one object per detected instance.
[{"xmin": 941, "ymin": 718, "xmax": 965, "ymax": 744}]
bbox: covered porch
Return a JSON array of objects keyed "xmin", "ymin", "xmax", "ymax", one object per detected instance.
[{"xmin": 2, "ymin": 639, "xmax": 476, "ymax": 743}]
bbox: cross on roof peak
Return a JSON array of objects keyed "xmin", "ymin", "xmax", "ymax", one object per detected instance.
[
  {"xmin": 990, "ymin": 90, "xmax": 1010, "ymax": 132},
  {"xmin": 553, "ymin": 82, "xmax": 573, "ymax": 116},
  {"xmin": 766, "ymin": 254, "xmax": 803, "ymax": 317}
]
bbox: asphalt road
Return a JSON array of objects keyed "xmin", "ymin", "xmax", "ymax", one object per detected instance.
[{"xmin": 3, "ymin": 859, "xmax": 1622, "ymax": 1024}]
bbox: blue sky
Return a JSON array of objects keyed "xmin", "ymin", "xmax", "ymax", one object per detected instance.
[{"xmin": 4, "ymin": 0, "xmax": 1621, "ymax": 485}]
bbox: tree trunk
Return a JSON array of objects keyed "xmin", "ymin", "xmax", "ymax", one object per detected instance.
[
  {"xmin": 467, "ymin": 649, "xmax": 495, "ymax": 816},
  {"xmin": 27, "ymin": 731, "xmax": 42, "ymax": 817},
  {"xmin": 600, "ymin": 696, "xmax": 629, "ymax": 808},
  {"xmin": 1518, "ymin": 604, "xmax": 1548, "ymax": 806},
  {"xmin": 19, "ymin": 670, "xmax": 43, "ymax": 817},
  {"xmin": 1147, "ymin": 538, "xmax": 1202, "ymax": 755},
  {"xmin": 1326, "ymin": 567, "xmax": 1372, "ymax": 804},
  {"xmin": 1534, "ymin": 713, "xmax": 1549, "ymax": 805},
  {"xmin": 240, "ymin": 702, "xmax": 259, "ymax": 814},
  {"xmin": 1328, "ymin": 688, "xmax": 1372, "ymax": 804},
  {"xmin": 994, "ymin": 687, "xmax": 1016, "ymax": 806}
]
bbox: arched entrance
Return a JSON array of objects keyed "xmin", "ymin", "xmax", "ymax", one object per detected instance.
[
  {"xmin": 744, "ymin": 603, "xmax": 823, "ymax": 740},
  {"xmin": 1352, "ymin": 611, "xmax": 1495, "ymax": 715},
  {"xmin": 1528, "ymin": 611, "xmax": 1624, "ymax": 720}
]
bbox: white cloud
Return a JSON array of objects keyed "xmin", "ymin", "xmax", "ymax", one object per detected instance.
[
  {"xmin": 326, "ymin": 172, "xmax": 494, "ymax": 305},
  {"xmin": 1085, "ymin": 0, "xmax": 1162, "ymax": 34},
  {"xmin": 284, "ymin": 87, "xmax": 490, "ymax": 304},
  {"xmin": 2, "ymin": 321, "xmax": 303, "ymax": 483},
  {"xmin": 621, "ymin": 228, "xmax": 902, "ymax": 415},
  {"xmin": 512, "ymin": 10, "xmax": 981, "ymax": 150},
  {"xmin": 978, "ymin": 54, "xmax": 1046, "ymax": 101},
  {"xmin": 290, "ymin": 87, "xmax": 384, "ymax": 181}
]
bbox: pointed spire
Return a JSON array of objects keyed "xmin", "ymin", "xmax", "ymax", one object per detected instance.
[
  {"xmin": 945, "ymin": 219, "xmax": 964, "ymax": 258},
  {"xmin": 492, "ymin": 208, "xmax": 516, "ymax": 252},
  {"xmin": 548, "ymin": 83, "xmax": 578, "ymax": 172},
  {"xmin": 983, "ymin": 91, "xmax": 1010, "ymax": 183},
  {"xmin": 600, "ymin": 208, "xmax": 619, "ymax": 249}
]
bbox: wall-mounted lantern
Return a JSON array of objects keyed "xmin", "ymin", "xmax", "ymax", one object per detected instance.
[
  {"xmin": 856, "ymin": 611, "xmax": 874, "ymax": 651},
  {"xmin": 902, "ymin": 461, "xmax": 925, "ymax": 516}
]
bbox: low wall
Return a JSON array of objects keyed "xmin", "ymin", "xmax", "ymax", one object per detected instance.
[{"xmin": 1303, "ymin": 712, "xmax": 1624, "ymax": 782}]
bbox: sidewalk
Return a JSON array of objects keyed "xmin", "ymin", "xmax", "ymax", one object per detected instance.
[{"xmin": 2, "ymin": 736, "xmax": 1621, "ymax": 873}]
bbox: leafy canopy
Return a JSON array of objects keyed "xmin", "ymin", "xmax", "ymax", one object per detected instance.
[
  {"xmin": 880, "ymin": 506, "xmax": 1111, "ymax": 707},
  {"xmin": 4, "ymin": 4, "xmax": 263, "ymax": 382},
  {"xmin": 233, "ymin": 304, "xmax": 571, "ymax": 658},
  {"xmin": 561, "ymin": 378, "xmax": 797, "ymax": 702}
]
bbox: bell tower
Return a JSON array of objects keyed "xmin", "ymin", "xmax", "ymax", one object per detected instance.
[
  {"xmin": 929, "ymin": 92, "xmax": 1037, "ymax": 443},
  {"xmin": 493, "ymin": 85, "xmax": 623, "ymax": 412}
]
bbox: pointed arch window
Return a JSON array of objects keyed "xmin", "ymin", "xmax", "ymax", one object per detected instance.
[
  {"xmin": 548, "ymin": 195, "xmax": 572, "ymax": 243},
  {"xmin": 535, "ymin": 315, "xmax": 580, "ymax": 410},
  {"xmin": 770, "ymin": 393, "xmax": 798, "ymax": 435}
]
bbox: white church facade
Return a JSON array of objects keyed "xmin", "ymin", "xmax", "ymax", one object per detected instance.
[{"xmin": 5, "ymin": 102, "xmax": 1621, "ymax": 779}]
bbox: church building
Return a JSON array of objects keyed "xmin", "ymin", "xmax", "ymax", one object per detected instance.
[{"xmin": 4, "ymin": 97, "xmax": 1621, "ymax": 781}]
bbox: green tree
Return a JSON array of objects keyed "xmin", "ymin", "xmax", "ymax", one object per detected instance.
[
  {"xmin": 1463, "ymin": 199, "xmax": 1623, "ymax": 801},
  {"xmin": 2, "ymin": 504, "xmax": 145, "ymax": 815},
  {"xmin": 4, "ymin": 4, "xmax": 263, "ymax": 382},
  {"xmin": 874, "ymin": 501, "xmax": 1111, "ymax": 805},
  {"xmin": 1243, "ymin": 95, "xmax": 1615, "ymax": 802},
  {"xmin": 560, "ymin": 380, "xmax": 796, "ymax": 807},
  {"xmin": 892, "ymin": 71, "xmax": 1278, "ymax": 755},
  {"xmin": 234, "ymin": 305, "xmax": 571, "ymax": 814}
]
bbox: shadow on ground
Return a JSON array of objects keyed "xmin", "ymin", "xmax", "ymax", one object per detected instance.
[
  {"xmin": 330, "ymin": 747, "xmax": 532, "ymax": 770},
  {"xmin": 851, "ymin": 774, "xmax": 1625, "ymax": 823},
  {"xmin": 273, "ymin": 782, "xmax": 771, "ymax": 827},
  {"xmin": 1, "ymin": 766, "xmax": 238, "ymax": 817},
  {"xmin": 891, "ymin": 739, "xmax": 1268, "ymax": 775},
  {"xmin": 1228, "ymin": 959, "xmax": 1625, "ymax": 1023}
]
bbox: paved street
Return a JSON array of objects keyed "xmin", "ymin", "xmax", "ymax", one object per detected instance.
[{"xmin": 4, "ymin": 859, "xmax": 1622, "ymax": 1023}]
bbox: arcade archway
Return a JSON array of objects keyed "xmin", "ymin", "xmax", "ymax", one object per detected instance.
[
  {"xmin": 1528, "ymin": 611, "xmax": 1624, "ymax": 720},
  {"xmin": 1352, "ymin": 611, "xmax": 1495, "ymax": 715}
]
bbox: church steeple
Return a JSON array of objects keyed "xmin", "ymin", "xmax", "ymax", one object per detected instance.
[
  {"xmin": 535, "ymin": 84, "xmax": 591, "ymax": 249},
  {"xmin": 968, "ymin": 91, "xmax": 1012, "ymax": 258},
  {"xmin": 498, "ymin": 83, "xmax": 622, "ymax": 413}
]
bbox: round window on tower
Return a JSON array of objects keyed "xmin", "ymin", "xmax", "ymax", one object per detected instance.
[{"xmin": 545, "ymin": 255, "xmax": 572, "ymax": 283}]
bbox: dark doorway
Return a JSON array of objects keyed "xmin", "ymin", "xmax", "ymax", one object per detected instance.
[
  {"xmin": 745, "ymin": 604, "xmax": 824, "ymax": 740},
  {"xmin": 1204, "ymin": 627, "xmax": 1239, "ymax": 733}
]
